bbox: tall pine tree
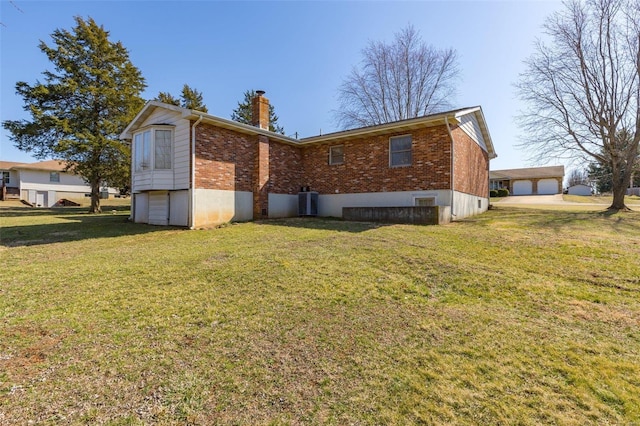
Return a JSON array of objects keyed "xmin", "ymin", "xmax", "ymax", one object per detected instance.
[
  {"xmin": 2, "ymin": 16, "xmax": 146, "ymax": 213},
  {"xmin": 231, "ymin": 89, "xmax": 285, "ymax": 134},
  {"xmin": 154, "ymin": 84, "xmax": 208, "ymax": 112}
]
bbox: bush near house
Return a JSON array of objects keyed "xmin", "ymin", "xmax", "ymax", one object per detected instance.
[
  {"xmin": 490, "ymin": 189, "xmax": 498, "ymax": 197},
  {"xmin": 497, "ymin": 188, "xmax": 510, "ymax": 197},
  {"xmin": 0, "ymin": 206, "xmax": 638, "ymax": 424}
]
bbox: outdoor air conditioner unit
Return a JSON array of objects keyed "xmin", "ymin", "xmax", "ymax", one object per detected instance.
[{"xmin": 298, "ymin": 191, "xmax": 318, "ymax": 216}]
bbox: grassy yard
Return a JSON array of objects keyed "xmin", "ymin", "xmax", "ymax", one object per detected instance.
[{"xmin": 1, "ymin": 204, "xmax": 639, "ymax": 424}]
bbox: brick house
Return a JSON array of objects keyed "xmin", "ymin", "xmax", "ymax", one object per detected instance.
[
  {"xmin": 120, "ymin": 92, "xmax": 496, "ymax": 227},
  {"xmin": 489, "ymin": 166, "xmax": 565, "ymax": 195}
]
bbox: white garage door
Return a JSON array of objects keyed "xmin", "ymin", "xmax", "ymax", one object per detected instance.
[
  {"xmin": 513, "ymin": 180, "xmax": 533, "ymax": 195},
  {"xmin": 537, "ymin": 179, "xmax": 559, "ymax": 195}
]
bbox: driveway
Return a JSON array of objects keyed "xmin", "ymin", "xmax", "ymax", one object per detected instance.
[{"xmin": 498, "ymin": 194, "xmax": 566, "ymax": 204}]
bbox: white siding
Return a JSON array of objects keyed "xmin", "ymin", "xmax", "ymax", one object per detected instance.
[
  {"xmin": 132, "ymin": 107, "xmax": 191, "ymax": 192},
  {"xmin": 458, "ymin": 113, "xmax": 488, "ymax": 152},
  {"xmin": 148, "ymin": 191, "xmax": 169, "ymax": 225},
  {"xmin": 134, "ymin": 193, "xmax": 149, "ymax": 223},
  {"xmin": 169, "ymin": 191, "xmax": 189, "ymax": 226},
  {"xmin": 568, "ymin": 184, "xmax": 592, "ymax": 196},
  {"xmin": 19, "ymin": 169, "xmax": 90, "ymax": 193}
]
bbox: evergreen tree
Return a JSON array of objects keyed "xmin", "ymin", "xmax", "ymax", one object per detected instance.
[
  {"xmin": 180, "ymin": 84, "xmax": 207, "ymax": 112},
  {"xmin": 154, "ymin": 84, "xmax": 208, "ymax": 112},
  {"xmin": 155, "ymin": 91, "xmax": 180, "ymax": 106},
  {"xmin": 231, "ymin": 89, "xmax": 285, "ymax": 134},
  {"xmin": 2, "ymin": 16, "xmax": 146, "ymax": 213}
]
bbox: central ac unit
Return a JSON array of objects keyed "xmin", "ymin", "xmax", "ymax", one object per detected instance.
[{"xmin": 298, "ymin": 191, "xmax": 318, "ymax": 216}]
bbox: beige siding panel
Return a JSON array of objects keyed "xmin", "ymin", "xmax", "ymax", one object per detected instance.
[
  {"xmin": 458, "ymin": 113, "xmax": 487, "ymax": 152},
  {"xmin": 134, "ymin": 193, "xmax": 149, "ymax": 223},
  {"xmin": 132, "ymin": 107, "xmax": 191, "ymax": 192},
  {"xmin": 169, "ymin": 190, "xmax": 189, "ymax": 226},
  {"xmin": 148, "ymin": 191, "xmax": 169, "ymax": 225}
]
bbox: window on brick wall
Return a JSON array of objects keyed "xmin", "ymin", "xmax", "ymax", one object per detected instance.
[
  {"xmin": 134, "ymin": 126, "xmax": 174, "ymax": 172},
  {"xmin": 390, "ymin": 135, "xmax": 412, "ymax": 167},
  {"xmin": 329, "ymin": 145, "xmax": 344, "ymax": 165}
]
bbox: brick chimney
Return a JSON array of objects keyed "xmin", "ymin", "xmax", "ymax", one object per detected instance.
[{"xmin": 251, "ymin": 90, "xmax": 270, "ymax": 130}]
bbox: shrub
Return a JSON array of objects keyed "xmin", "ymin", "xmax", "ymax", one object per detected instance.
[
  {"xmin": 497, "ymin": 188, "xmax": 510, "ymax": 197},
  {"xmin": 490, "ymin": 189, "xmax": 499, "ymax": 198}
]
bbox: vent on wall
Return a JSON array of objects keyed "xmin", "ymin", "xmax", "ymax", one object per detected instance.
[{"xmin": 298, "ymin": 191, "xmax": 318, "ymax": 216}]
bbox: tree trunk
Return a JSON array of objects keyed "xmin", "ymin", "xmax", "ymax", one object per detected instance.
[
  {"xmin": 89, "ymin": 179, "xmax": 101, "ymax": 213},
  {"xmin": 609, "ymin": 183, "xmax": 628, "ymax": 210},
  {"xmin": 608, "ymin": 165, "xmax": 630, "ymax": 211}
]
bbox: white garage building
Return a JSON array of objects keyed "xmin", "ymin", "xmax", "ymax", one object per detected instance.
[{"xmin": 490, "ymin": 166, "xmax": 565, "ymax": 196}]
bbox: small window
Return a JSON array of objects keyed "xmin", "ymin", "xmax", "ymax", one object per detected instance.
[
  {"xmin": 390, "ymin": 135, "xmax": 412, "ymax": 167},
  {"xmin": 154, "ymin": 130, "xmax": 172, "ymax": 169},
  {"xmin": 49, "ymin": 172, "xmax": 60, "ymax": 182},
  {"xmin": 329, "ymin": 145, "xmax": 344, "ymax": 165},
  {"xmin": 478, "ymin": 199, "xmax": 482, "ymax": 209},
  {"xmin": 415, "ymin": 197, "xmax": 435, "ymax": 207},
  {"xmin": 2, "ymin": 171, "xmax": 9, "ymax": 185}
]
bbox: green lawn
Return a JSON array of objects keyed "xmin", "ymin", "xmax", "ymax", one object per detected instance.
[{"xmin": 1, "ymin": 204, "xmax": 639, "ymax": 424}]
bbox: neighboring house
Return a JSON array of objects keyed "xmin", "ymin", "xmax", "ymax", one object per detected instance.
[
  {"xmin": 490, "ymin": 166, "xmax": 565, "ymax": 195},
  {"xmin": 567, "ymin": 184, "xmax": 592, "ymax": 196},
  {"xmin": 0, "ymin": 160, "xmax": 118, "ymax": 207},
  {"xmin": 120, "ymin": 93, "xmax": 497, "ymax": 228}
]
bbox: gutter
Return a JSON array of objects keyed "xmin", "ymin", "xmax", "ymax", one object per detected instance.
[
  {"xmin": 190, "ymin": 115, "xmax": 204, "ymax": 229},
  {"xmin": 444, "ymin": 116, "xmax": 456, "ymax": 220}
]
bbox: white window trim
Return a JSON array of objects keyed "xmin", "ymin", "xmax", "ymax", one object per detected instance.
[
  {"xmin": 389, "ymin": 134, "xmax": 412, "ymax": 167},
  {"xmin": 49, "ymin": 172, "xmax": 60, "ymax": 183},
  {"xmin": 329, "ymin": 145, "xmax": 344, "ymax": 165},
  {"xmin": 133, "ymin": 125, "xmax": 175, "ymax": 172}
]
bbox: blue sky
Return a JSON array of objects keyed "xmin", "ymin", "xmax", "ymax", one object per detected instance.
[{"xmin": 1, "ymin": 0, "xmax": 563, "ymax": 170}]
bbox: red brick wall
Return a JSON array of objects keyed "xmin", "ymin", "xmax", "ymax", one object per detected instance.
[
  {"xmin": 253, "ymin": 135, "xmax": 270, "ymax": 217},
  {"xmin": 193, "ymin": 122, "xmax": 255, "ymax": 192},
  {"xmin": 269, "ymin": 142, "xmax": 303, "ymax": 194},
  {"xmin": 452, "ymin": 125, "xmax": 489, "ymax": 197},
  {"xmin": 301, "ymin": 126, "xmax": 452, "ymax": 194}
]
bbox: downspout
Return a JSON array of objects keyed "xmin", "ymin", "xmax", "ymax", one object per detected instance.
[
  {"xmin": 190, "ymin": 115, "xmax": 204, "ymax": 229},
  {"xmin": 445, "ymin": 117, "xmax": 455, "ymax": 220}
]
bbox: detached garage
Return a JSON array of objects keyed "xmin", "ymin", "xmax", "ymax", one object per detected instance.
[{"xmin": 490, "ymin": 166, "xmax": 564, "ymax": 196}]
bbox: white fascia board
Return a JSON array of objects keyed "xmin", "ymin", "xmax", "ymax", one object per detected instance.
[
  {"xmin": 455, "ymin": 106, "xmax": 497, "ymax": 160},
  {"xmin": 120, "ymin": 101, "xmax": 191, "ymax": 140}
]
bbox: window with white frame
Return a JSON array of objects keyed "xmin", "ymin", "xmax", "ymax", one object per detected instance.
[
  {"xmin": 134, "ymin": 126, "xmax": 173, "ymax": 171},
  {"xmin": 390, "ymin": 135, "xmax": 412, "ymax": 167},
  {"xmin": 329, "ymin": 145, "xmax": 344, "ymax": 165},
  {"xmin": 2, "ymin": 171, "xmax": 9, "ymax": 185},
  {"xmin": 49, "ymin": 172, "xmax": 60, "ymax": 182}
]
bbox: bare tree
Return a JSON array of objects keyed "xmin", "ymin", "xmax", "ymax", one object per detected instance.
[
  {"xmin": 516, "ymin": 0, "xmax": 640, "ymax": 210},
  {"xmin": 335, "ymin": 25, "xmax": 460, "ymax": 129},
  {"xmin": 566, "ymin": 168, "xmax": 590, "ymax": 187}
]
